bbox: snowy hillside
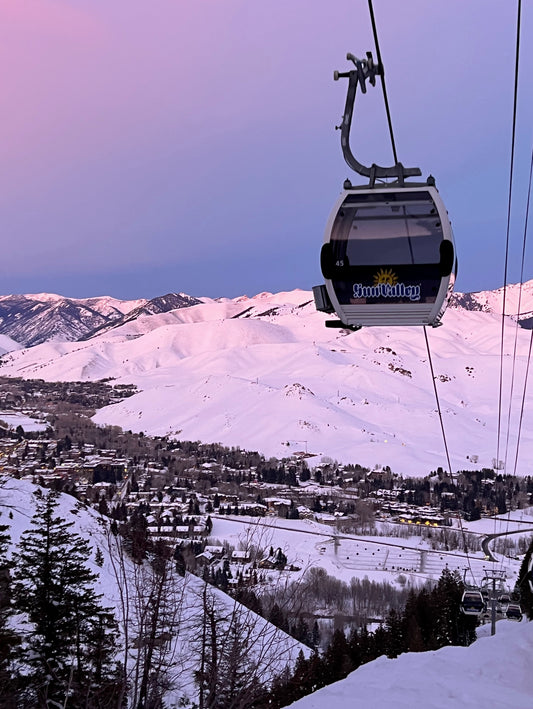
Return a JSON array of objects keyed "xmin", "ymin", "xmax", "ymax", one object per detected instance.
[
  {"xmin": 0, "ymin": 477, "xmax": 306, "ymax": 705},
  {"xmin": 0, "ymin": 334, "xmax": 21, "ymax": 355},
  {"xmin": 451, "ymin": 280, "xmax": 533, "ymax": 319},
  {"xmin": 1, "ymin": 285, "xmax": 533, "ymax": 474},
  {"xmin": 289, "ymin": 620, "xmax": 533, "ymax": 709}
]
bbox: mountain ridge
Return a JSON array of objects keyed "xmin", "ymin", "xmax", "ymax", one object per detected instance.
[
  {"xmin": 1, "ymin": 283, "xmax": 533, "ymax": 475},
  {"xmin": 2, "ymin": 281, "xmax": 533, "ymax": 350},
  {"xmin": 0, "ymin": 292, "xmax": 202, "ymax": 347}
]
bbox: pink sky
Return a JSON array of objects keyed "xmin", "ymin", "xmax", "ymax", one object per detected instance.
[{"xmin": 0, "ymin": 1, "xmax": 531, "ymax": 299}]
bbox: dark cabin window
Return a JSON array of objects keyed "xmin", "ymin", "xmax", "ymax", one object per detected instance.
[{"xmin": 331, "ymin": 191, "xmax": 443, "ymax": 266}]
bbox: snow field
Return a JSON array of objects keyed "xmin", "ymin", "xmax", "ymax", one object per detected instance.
[{"xmin": 2, "ymin": 288, "xmax": 533, "ymax": 473}]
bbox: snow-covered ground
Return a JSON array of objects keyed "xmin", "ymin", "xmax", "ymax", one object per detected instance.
[
  {"xmin": 1, "ymin": 287, "xmax": 533, "ymax": 476},
  {"xmin": 0, "ymin": 411, "xmax": 48, "ymax": 432},
  {"xmin": 289, "ymin": 620, "xmax": 533, "ymax": 709},
  {"xmin": 0, "ymin": 334, "xmax": 21, "ymax": 354},
  {"xmin": 2, "ymin": 477, "xmax": 532, "ymax": 708},
  {"xmin": 0, "ymin": 478, "xmax": 306, "ymax": 705},
  {"xmin": 209, "ymin": 514, "xmax": 527, "ymax": 590}
]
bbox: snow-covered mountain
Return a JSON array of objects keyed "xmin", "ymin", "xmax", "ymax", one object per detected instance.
[
  {"xmin": 0, "ymin": 292, "xmax": 201, "ymax": 347},
  {"xmin": 80, "ymin": 292, "xmax": 203, "ymax": 340},
  {"xmin": 450, "ymin": 280, "xmax": 533, "ymax": 321},
  {"xmin": 2, "ymin": 284, "xmax": 533, "ymax": 475}
]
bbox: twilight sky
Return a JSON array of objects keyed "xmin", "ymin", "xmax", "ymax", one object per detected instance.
[{"xmin": 1, "ymin": 0, "xmax": 532, "ymax": 300}]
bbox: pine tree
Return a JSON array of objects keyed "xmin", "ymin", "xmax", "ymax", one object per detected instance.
[
  {"xmin": 322, "ymin": 628, "xmax": 352, "ymax": 683},
  {"xmin": 383, "ymin": 607, "xmax": 405, "ymax": 657},
  {"xmin": 517, "ymin": 542, "xmax": 533, "ymax": 620},
  {"xmin": 431, "ymin": 567, "xmax": 476, "ymax": 647},
  {"xmin": 12, "ymin": 490, "xmax": 124, "ymax": 709},
  {"xmin": 0, "ymin": 523, "xmax": 18, "ymax": 708}
]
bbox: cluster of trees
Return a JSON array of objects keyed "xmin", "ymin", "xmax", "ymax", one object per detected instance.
[
  {"xmin": 267, "ymin": 568, "xmax": 478, "ymax": 707},
  {"xmin": 2, "ymin": 489, "xmax": 295, "ymax": 709},
  {"xmin": 215, "ymin": 503, "xmax": 266, "ymax": 517},
  {"xmin": 272, "ymin": 567, "xmax": 412, "ymax": 629},
  {"xmin": 0, "ymin": 490, "xmax": 124, "ymax": 708},
  {"xmin": 256, "ymin": 464, "xmax": 300, "ymax": 486},
  {"xmin": 190, "ymin": 581, "xmax": 301, "ymax": 709},
  {"xmin": 0, "ymin": 376, "xmax": 137, "ymax": 420}
]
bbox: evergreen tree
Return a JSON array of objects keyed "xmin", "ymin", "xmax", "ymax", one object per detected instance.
[
  {"xmin": 322, "ymin": 629, "xmax": 352, "ymax": 683},
  {"xmin": 0, "ymin": 523, "xmax": 18, "ymax": 708},
  {"xmin": 517, "ymin": 542, "xmax": 533, "ymax": 620},
  {"xmin": 12, "ymin": 490, "xmax": 124, "ymax": 708},
  {"xmin": 431, "ymin": 567, "xmax": 476, "ymax": 647},
  {"xmin": 383, "ymin": 607, "xmax": 405, "ymax": 658}
]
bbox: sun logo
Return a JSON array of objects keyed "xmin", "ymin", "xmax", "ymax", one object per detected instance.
[{"xmin": 374, "ymin": 268, "xmax": 398, "ymax": 286}]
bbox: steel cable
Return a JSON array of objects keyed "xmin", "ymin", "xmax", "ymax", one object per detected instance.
[{"xmin": 367, "ymin": 0, "xmax": 399, "ymax": 166}]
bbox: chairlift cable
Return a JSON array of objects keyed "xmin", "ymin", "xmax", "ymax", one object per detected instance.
[
  {"xmin": 504, "ymin": 138, "xmax": 533, "ymax": 485},
  {"xmin": 367, "ymin": 0, "xmax": 399, "ymax": 166}
]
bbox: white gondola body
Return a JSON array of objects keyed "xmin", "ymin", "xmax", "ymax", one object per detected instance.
[
  {"xmin": 460, "ymin": 590, "xmax": 485, "ymax": 616},
  {"xmin": 505, "ymin": 603, "xmax": 523, "ymax": 621},
  {"xmin": 321, "ymin": 184, "xmax": 456, "ymax": 328}
]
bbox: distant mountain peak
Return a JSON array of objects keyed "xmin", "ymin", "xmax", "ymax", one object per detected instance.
[{"xmin": 0, "ymin": 291, "xmax": 202, "ymax": 347}]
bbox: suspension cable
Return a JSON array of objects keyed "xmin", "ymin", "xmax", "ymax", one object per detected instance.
[
  {"xmin": 496, "ymin": 0, "xmax": 522, "ymax": 470},
  {"xmin": 423, "ymin": 328, "xmax": 454, "ymax": 478},
  {"xmin": 498, "ymin": 148, "xmax": 532, "ymax": 578},
  {"xmin": 511, "ymin": 142, "xmax": 533, "ymax": 477},
  {"xmin": 367, "ymin": 0, "xmax": 399, "ymax": 165},
  {"xmin": 505, "ymin": 138, "xmax": 533, "ymax": 476},
  {"xmin": 423, "ymin": 327, "xmax": 476, "ymax": 583},
  {"xmin": 367, "ymin": 1, "xmax": 480, "ymax": 587},
  {"xmin": 492, "ymin": 0, "xmax": 522, "ymax": 581},
  {"xmin": 512, "ymin": 333, "xmax": 533, "ymax": 476}
]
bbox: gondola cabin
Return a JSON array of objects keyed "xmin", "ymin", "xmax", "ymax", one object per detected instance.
[
  {"xmin": 460, "ymin": 590, "xmax": 485, "ymax": 616},
  {"xmin": 498, "ymin": 592, "xmax": 511, "ymax": 611},
  {"xmin": 315, "ymin": 184, "xmax": 456, "ymax": 329},
  {"xmin": 505, "ymin": 603, "xmax": 522, "ymax": 621}
]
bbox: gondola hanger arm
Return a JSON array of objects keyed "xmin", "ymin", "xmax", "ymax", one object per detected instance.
[{"xmin": 335, "ymin": 51, "xmax": 422, "ymax": 186}]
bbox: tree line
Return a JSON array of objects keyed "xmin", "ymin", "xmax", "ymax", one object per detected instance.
[{"xmin": 267, "ymin": 568, "xmax": 478, "ymax": 707}]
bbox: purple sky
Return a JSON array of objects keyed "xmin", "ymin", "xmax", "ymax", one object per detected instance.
[{"xmin": 1, "ymin": 0, "xmax": 532, "ymax": 300}]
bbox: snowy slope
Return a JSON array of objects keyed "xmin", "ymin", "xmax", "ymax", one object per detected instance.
[
  {"xmin": 289, "ymin": 620, "xmax": 533, "ymax": 709},
  {"xmin": 451, "ymin": 280, "xmax": 533, "ymax": 318},
  {"xmin": 0, "ymin": 478, "xmax": 306, "ymax": 704},
  {"xmin": 0, "ymin": 334, "xmax": 21, "ymax": 354},
  {"xmin": 1, "ymin": 286, "xmax": 533, "ymax": 474}
]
